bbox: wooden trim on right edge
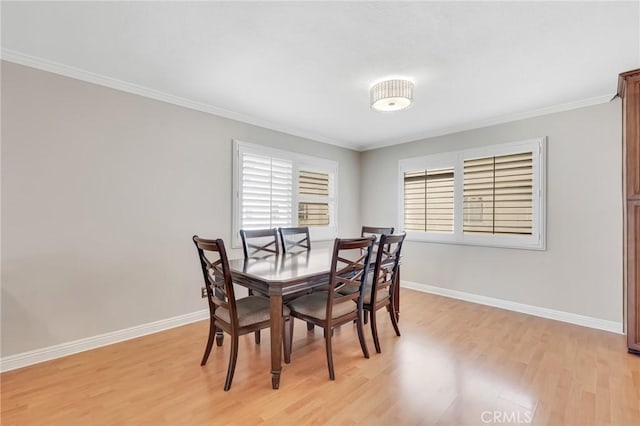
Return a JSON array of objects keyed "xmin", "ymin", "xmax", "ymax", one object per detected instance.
[
  {"xmin": 620, "ymin": 69, "xmax": 640, "ymax": 354},
  {"xmin": 629, "ymin": 201, "xmax": 640, "ymax": 354},
  {"xmin": 627, "ymin": 77, "xmax": 640, "ymax": 199}
]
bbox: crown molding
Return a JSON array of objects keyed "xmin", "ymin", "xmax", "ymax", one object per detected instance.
[
  {"xmin": 1, "ymin": 49, "xmax": 615, "ymax": 153},
  {"xmin": 1, "ymin": 48, "xmax": 359, "ymax": 151},
  {"xmin": 359, "ymin": 94, "xmax": 614, "ymax": 151}
]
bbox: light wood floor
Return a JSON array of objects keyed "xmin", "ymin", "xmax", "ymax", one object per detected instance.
[{"xmin": 2, "ymin": 289, "xmax": 639, "ymax": 425}]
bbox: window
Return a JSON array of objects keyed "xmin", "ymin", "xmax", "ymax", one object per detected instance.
[
  {"xmin": 398, "ymin": 138, "xmax": 546, "ymax": 250},
  {"xmin": 403, "ymin": 168, "xmax": 454, "ymax": 233},
  {"xmin": 233, "ymin": 140, "xmax": 337, "ymax": 246},
  {"xmin": 463, "ymin": 152, "xmax": 533, "ymax": 235}
]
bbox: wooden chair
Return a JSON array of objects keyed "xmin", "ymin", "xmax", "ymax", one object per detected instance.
[
  {"xmin": 192, "ymin": 236, "xmax": 291, "ymax": 391},
  {"xmin": 279, "ymin": 226, "xmax": 311, "ymax": 254},
  {"xmin": 239, "ymin": 228, "xmax": 280, "ymax": 258},
  {"xmin": 360, "ymin": 226, "xmax": 394, "ymax": 324},
  {"xmin": 239, "ymin": 228, "xmax": 280, "ymax": 343},
  {"xmin": 364, "ymin": 233, "xmax": 406, "ymax": 353},
  {"xmin": 286, "ymin": 236, "xmax": 375, "ymax": 380},
  {"xmin": 279, "ymin": 226, "xmax": 321, "ymax": 332}
]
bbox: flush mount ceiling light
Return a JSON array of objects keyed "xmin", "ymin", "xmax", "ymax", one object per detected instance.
[{"xmin": 370, "ymin": 79, "xmax": 414, "ymax": 112}]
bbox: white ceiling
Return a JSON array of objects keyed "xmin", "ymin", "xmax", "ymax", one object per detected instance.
[{"xmin": 2, "ymin": 2, "xmax": 639, "ymax": 151}]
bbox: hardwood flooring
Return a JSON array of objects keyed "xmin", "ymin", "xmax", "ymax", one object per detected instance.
[{"xmin": 2, "ymin": 289, "xmax": 639, "ymax": 425}]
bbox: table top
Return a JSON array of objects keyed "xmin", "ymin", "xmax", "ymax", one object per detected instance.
[{"xmin": 227, "ymin": 246, "xmax": 335, "ymax": 286}]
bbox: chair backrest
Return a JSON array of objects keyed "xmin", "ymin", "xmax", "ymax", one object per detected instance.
[
  {"xmin": 361, "ymin": 226, "xmax": 395, "ymax": 256},
  {"xmin": 369, "ymin": 233, "xmax": 406, "ymax": 305},
  {"xmin": 279, "ymin": 226, "xmax": 311, "ymax": 254},
  {"xmin": 361, "ymin": 226, "xmax": 395, "ymax": 239},
  {"xmin": 239, "ymin": 228, "xmax": 280, "ymax": 259},
  {"xmin": 325, "ymin": 236, "xmax": 376, "ymax": 323},
  {"xmin": 192, "ymin": 236, "xmax": 239, "ymax": 329}
]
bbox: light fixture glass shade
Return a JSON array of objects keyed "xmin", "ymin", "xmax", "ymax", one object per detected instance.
[{"xmin": 370, "ymin": 79, "xmax": 414, "ymax": 112}]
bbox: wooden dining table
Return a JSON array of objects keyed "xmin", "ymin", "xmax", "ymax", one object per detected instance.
[{"xmin": 227, "ymin": 243, "xmax": 400, "ymax": 389}]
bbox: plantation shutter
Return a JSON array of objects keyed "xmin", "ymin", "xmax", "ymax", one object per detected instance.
[
  {"xmin": 463, "ymin": 152, "xmax": 532, "ymax": 235},
  {"xmin": 403, "ymin": 167, "xmax": 454, "ymax": 233},
  {"xmin": 298, "ymin": 170, "xmax": 330, "ymax": 226},
  {"xmin": 240, "ymin": 152, "xmax": 293, "ymax": 230}
]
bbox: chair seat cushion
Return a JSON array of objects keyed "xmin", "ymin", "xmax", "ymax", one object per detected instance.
[
  {"xmin": 338, "ymin": 275, "xmax": 390, "ymax": 305},
  {"xmin": 336, "ymin": 271, "xmax": 372, "ymax": 296},
  {"xmin": 364, "ymin": 286, "xmax": 389, "ymax": 305},
  {"xmin": 216, "ymin": 296, "xmax": 290, "ymax": 327},
  {"xmin": 338, "ymin": 283, "xmax": 360, "ymax": 295},
  {"xmin": 287, "ymin": 291, "xmax": 357, "ymax": 320}
]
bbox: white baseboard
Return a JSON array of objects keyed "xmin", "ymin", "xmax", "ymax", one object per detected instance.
[
  {"xmin": 401, "ymin": 280, "xmax": 624, "ymax": 334},
  {"xmin": 0, "ymin": 309, "xmax": 209, "ymax": 373},
  {"xmin": 2, "ymin": 283, "xmax": 624, "ymax": 372}
]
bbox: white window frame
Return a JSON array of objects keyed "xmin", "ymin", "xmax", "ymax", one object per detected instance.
[
  {"xmin": 397, "ymin": 137, "xmax": 546, "ymax": 250},
  {"xmin": 232, "ymin": 140, "xmax": 338, "ymax": 247}
]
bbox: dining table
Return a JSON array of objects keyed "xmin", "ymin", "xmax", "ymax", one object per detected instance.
[{"xmin": 226, "ymin": 242, "xmax": 400, "ymax": 389}]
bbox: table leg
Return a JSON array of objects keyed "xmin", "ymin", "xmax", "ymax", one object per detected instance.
[{"xmin": 270, "ymin": 294, "xmax": 283, "ymax": 389}]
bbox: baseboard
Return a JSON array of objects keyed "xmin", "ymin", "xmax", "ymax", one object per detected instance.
[
  {"xmin": 2, "ymin": 283, "xmax": 623, "ymax": 372},
  {"xmin": 0, "ymin": 309, "xmax": 209, "ymax": 373},
  {"xmin": 401, "ymin": 280, "xmax": 624, "ymax": 334}
]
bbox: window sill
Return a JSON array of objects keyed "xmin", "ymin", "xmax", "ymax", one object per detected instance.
[{"xmin": 405, "ymin": 231, "xmax": 545, "ymax": 251}]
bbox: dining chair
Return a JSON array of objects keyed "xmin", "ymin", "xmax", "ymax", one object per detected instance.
[
  {"xmin": 239, "ymin": 228, "xmax": 280, "ymax": 258},
  {"xmin": 192, "ymin": 235, "xmax": 291, "ymax": 391},
  {"xmin": 279, "ymin": 226, "xmax": 311, "ymax": 254},
  {"xmin": 360, "ymin": 226, "xmax": 394, "ymax": 324},
  {"xmin": 279, "ymin": 226, "xmax": 322, "ymax": 332},
  {"xmin": 363, "ymin": 233, "xmax": 406, "ymax": 353},
  {"xmin": 286, "ymin": 236, "xmax": 375, "ymax": 380},
  {"xmin": 239, "ymin": 228, "xmax": 280, "ymax": 343}
]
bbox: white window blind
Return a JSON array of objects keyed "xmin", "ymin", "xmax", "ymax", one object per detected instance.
[
  {"xmin": 240, "ymin": 152, "xmax": 293, "ymax": 230},
  {"xmin": 463, "ymin": 152, "xmax": 533, "ymax": 235},
  {"xmin": 403, "ymin": 168, "xmax": 454, "ymax": 233}
]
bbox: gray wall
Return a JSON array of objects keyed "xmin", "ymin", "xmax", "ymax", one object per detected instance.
[
  {"xmin": 1, "ymin": 60, "xmax": 624, "ymax": 358},
  {"xmin": 1, "ymin": 61, "xmax": 361, "ymax": 356},
  {"xmin": 361, "ymin": 101, "xmax": 623, "ymax": 324}
]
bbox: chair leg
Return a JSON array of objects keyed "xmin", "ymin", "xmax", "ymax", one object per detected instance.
[
  {"xmin": 364, "ymin": 310, "xmax": 368, "ymax": 324},
  {"xmin": 356, "ymin": 312, "xmax": 370, "ymax": 359},
  {"xmin": 201, "ymin": 318, "xmax": 216, "ymax": 366},
  {"xmin": 223, "ymin": 334, "xmax": 239, "ymax": 391},
  {"xmin": 283, "ymin": 318, "xmax": 293, "ymax": 364},
  {"xmin": 388, "ymin": 302, "xmax": 401, "ymax": 337},
  {"xmin": 215, "ymin": 330, "xmax": 224, "ymax": 347},
  {"xmin": 370, "ymin": 309, "xmax": 381, "ymax": 354},
  {"xmin": 250, "ymin": 289, "xmax": 260, "ymax": 344},
  {"xmin": 325, "ymin": 327, "xmax": 335, "ymax": 380},
  {"xmin": 307, "ymin": 321, "xmax": 314, "ymax": 331}
]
